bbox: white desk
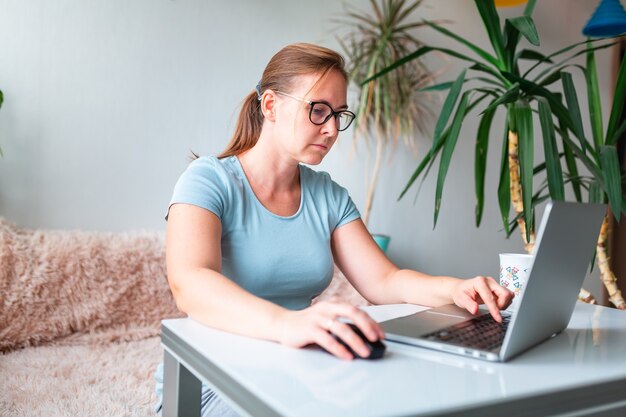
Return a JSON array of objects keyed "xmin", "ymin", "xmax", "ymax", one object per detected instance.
[{"xmin": 161, "ymin": 302, "xmax": 626, "ymax": 417}]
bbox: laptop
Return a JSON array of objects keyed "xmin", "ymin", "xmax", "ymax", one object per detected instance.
[{"xmin": 381, "ymin": 201, "xmax": 606, "ymax": 362}]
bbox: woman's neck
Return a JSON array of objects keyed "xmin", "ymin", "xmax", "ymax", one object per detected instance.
[{"xmin": 237, "ymin": 136, "xmax": 300, "ymax": 194}]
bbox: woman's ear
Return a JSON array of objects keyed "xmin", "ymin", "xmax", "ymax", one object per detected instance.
[{"xmin": 260, "ymin": 91, "xmax": 277, "ymax": 122}]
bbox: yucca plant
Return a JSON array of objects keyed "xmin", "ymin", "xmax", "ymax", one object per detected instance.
[
  {"xmin": 560, "ymin": 43, "xmax": 626, "ymax": 309},
  {"xmin": 337, "ymin": 0, "xmax": 436, "ymax": 227},
  {"xmin": 365, "ymin": 0, "xmax": 626, "ymax": 308}
]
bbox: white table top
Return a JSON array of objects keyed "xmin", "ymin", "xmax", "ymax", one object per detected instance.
[{"xmin": 162, "ymin": 302, "xmax": 626, "ymax": 417}]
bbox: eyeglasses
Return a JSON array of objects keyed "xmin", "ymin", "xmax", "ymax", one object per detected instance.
[{"xmin": 275, "ymin": 91, "xmax": 355, "ymax": 131}]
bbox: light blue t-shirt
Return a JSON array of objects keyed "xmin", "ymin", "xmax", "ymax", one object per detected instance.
[{"xmin": 167, "ymin": 155, "xmax": 360, "ymax": 311}]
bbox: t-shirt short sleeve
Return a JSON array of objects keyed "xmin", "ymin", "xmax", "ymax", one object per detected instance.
[
  {"xmin": 166, "ymin": 157, "xmax": 228, "ymax": 220},
  {"xmin": 327, "ymin": 175, "xmax": 360, "ymax": 229}
]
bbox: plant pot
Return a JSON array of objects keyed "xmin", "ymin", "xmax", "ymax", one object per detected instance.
[{"xmin": 372, "ymin": 234, "xmax": 391, "ymax": 253}]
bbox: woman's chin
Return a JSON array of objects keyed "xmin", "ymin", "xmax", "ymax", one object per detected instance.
[{"xmin": 299, "ymin": 155, "xmax": 325, "ymax": 165}]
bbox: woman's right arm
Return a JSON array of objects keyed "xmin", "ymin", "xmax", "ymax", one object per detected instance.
[
  {"xmin": 166, "ymin": 203, "xmax": 383, "ymax": 359},
  {"xmin": 166, "ymin": 203, "xmax": 287, "ymax": 341}
]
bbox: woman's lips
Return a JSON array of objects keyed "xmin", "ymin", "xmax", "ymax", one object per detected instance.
[{"xmin": 312, "ymin": 144, "xmax": 328, "ymax": 150}]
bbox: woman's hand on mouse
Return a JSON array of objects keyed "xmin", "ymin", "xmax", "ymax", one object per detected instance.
[
  {"xmin": 277, "ymin": 301, "xmax": 384, "ymax": 360},
  {"xmin": 451, "ymin": 275, "xmax": 514, "ymax": 322}
]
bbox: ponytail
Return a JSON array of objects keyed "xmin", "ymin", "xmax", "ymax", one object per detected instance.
[{"xmin": 217, "ymin": 91, "xmax": 263, "ymax": 158}]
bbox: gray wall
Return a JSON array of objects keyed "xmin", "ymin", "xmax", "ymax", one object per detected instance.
[{"xmin": 0, "ymin": 1, "xmax": 612, "ymax": 298}]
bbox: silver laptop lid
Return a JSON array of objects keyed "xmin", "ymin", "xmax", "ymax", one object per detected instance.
[{"xmin": 499, "ymin": 201, "xmax": 606, "ymax": 361}]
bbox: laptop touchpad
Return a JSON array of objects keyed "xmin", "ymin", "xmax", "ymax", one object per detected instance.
[{"xmin": 382, "ymin": 306, "xmax": 475, "ymax": 337}]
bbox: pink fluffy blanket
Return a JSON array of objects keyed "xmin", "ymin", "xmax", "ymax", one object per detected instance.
[{"xmin": 0, "ymin": 218, "xmax": 182, "ymax": 352}]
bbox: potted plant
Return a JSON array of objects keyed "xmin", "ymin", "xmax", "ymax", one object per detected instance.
[
  {"xmin": 337, "ymin": 0, "xmax": 437, "ymax": 251},
  {"xmin": 365, "ymin": 0, "xmax": 626, "ymax": 307}
]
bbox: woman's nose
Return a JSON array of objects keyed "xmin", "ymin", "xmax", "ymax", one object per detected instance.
[{"xmin": 320, "ymin": 115, "xmax": 339, "ymax": 136}]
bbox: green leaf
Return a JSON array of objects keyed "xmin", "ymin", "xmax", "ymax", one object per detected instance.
[
  {"xmin": 503, "ymin": 21, "xmax": 521, "ymax": 70},
  {"xmin": 560, "ymin": 132, "xmax": 604, "ymax": 185},
  {"xmin": 532, "ymin": 160, "xmax": 548, "ymax": 176},
  {"xmin": 498, "ymin": 122, "xmax": 511, "ymax": 235},
  {"xmin": 514, "ymin": 99, "xmax": 534, "ymax": 242},
  {"xmin": 467, "ymin": 63, "xmax": 508, "ymax": 84},
  {"xmin": 382, "ymin": 77, "xmax": 391, "ymax": 138},
  {"xmin": 502, "ymin": 72, "xmax": 591, "ymax": 150},
  {"xmin": 399, "ymin": 131, "xmax": 445, "ymax": 200},
  {"xmin": 418, "ymin": 81, "xmax": 454, "ymax": 92},
  {"xmin": 537, "ymin": 97, "xmax": 565, "ymax": 200},
  {"xmin": 398, "ymin": 152, "xmax": 435, "ymax": 201},
  {"xmin": 361, "ymin": 45, "xmax": 501, "ymax": 85},
  {"xmin": 360, "ymin": 45, "xmax": 429, "ymax": 84},
  {"xmin": 538, "ymin": 70, "xmax": 562, "ymax": 87},
  {"xmin": 588, "ymin": 180, "xmax": 604, "ymax": 204},
  {"xmin": 506, "ymin": 192, "xmax": 550, "ymax": 238},
  {"xmin": 523, "ymin": 0, "xmax": 537, "ymax": 16},
  {"xmin": 395, "ymin": 0, "xmax": 425, "ymax": 24},
  {"xmin": 531, "ymin": 42, "xmax": 615, "ymax": 84},
  {"xmin": 516, "ymin": 49, "xmax": 552, "ymax": 63},
  {"xmin": 589, "ymin": 249, "xmax": 598, "ymax": 274},
  {"xmin": 585, "ymin": 41, "xmax": 604, "ymax": 150},
  {"xmin": 561, "ymin": 71, "xmax": 587, "ymax": 152},
  {"xmin": 467, "ymin": 91, "xmax": 493, "ymax": 114},
  {"xmin": 474, "ymin": 0, "xmax": 506, "ymax": 69},
  {"xmin": 522, "ymin": 37, "xmax": 609, "ymax": 79},
  {"xmin": 475, "ymin": 105, "xmax": 496, "ymax": 227},
  {"xmin": 472, "ymin": 87, "xmax": 502, "ymax": 98},
  {"xmin": 481, "ymin": 82, "xmax": 519, "ymax": 115},
  {"xmin": 600, "ymin": 145, "xmax": 622, "ymax": 221},
  {"xmin": 398, "ymin": 93, "xmax": 491, "ymax": 201},
  {"xmin": 560, "ymin": 120, "xmax": 583, "ymax": 202},
  {"xmin": 431, "ymin": 69, "xmax": 467, "ymax": 154},
  {"xmin": 424, "ymin": 20, "xmax": 499, "ymax": 68},
  {"xmin": 508, "ymin": 16, "xmax": 539, "ymax": 46},
  {"xmin": 532, "ymin": 152, "xmax": 566, "ymax": 176},
  {"xmin": 608, "ymin": 117, "xmax": 626, "ymax": 146},
  {"xmin": 434, "ymin": 92, "xmax": 470, "ymax": 227},
  {"xmin": 606, "ymin": 46, "xmax": 626, "ymax": 143},
  {"xmin": 502, "ymin": 16, "xmax": 538, "ymax": 71},
  {"xmin": 472, "ymin": 76, "xmax": 507, "ymax": 89}
]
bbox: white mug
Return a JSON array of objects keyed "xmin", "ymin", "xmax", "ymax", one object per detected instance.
[{"xmin": 499, "ymin": 253, "xmax": 533, "ymax": 312}]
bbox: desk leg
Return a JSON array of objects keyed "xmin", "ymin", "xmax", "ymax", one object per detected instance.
[{"xmin": 163, "ymin": 350, "xmax": 202, "ymax": 417}]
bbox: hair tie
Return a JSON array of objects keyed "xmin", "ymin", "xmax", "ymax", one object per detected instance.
[{"xmin": 255, "ymin": 82, "xmax": 262, "ymax": 101}]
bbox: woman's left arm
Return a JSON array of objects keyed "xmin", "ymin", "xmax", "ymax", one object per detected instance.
[{"xmin": 331, "ymin": 219, "xmax": 513, "ymax": 322}]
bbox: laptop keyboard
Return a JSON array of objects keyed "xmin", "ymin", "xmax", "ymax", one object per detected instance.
[{"xmin": 423, "ymin": 314, "xmax": 511, "ymax": 351}]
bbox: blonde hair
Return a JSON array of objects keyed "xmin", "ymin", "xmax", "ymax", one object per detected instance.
[{"xmin": 217, "ymin": 43, "xmax": 348, "ymax": 159}]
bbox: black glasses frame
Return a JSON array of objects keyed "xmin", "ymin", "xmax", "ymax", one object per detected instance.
[{"xmin": 275, "ymin": 91, "xmax": 356, "ymax": 131}]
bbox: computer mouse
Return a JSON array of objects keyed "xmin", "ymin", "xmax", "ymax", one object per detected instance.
[{"xmin": 330, "ymin": 323, "xmax": 386, "ymax": 360}]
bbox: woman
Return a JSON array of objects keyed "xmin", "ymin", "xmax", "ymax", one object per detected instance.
[{"xmin": 156, "ymin": 43, "xmax": 513, "ymax": 416}]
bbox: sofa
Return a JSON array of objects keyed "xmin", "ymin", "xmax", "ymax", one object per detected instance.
[{"xmin": 0, "ymin": 218, "xmax": 368, "ymax": 417}]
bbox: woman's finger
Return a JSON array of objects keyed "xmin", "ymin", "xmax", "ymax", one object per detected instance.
[
  {"xmin": 329, "ymin": 321, "xmax": 371, "ymax": 358},
  {"xmin": 472, "ymin": 276, "xmax": 503, "ymax": 322},
  {"xmin": 317, "ymin": 302, "xmax": 383, "ymax": 341},
  {"xmin": 454, "ymin": 289, "xmax": 479, "ymax": 315},
  {"xmin": 486, "ymin": 277, "xmax": 515, "ymax": 309},
  {"xmin": 315, "ymin": 328, "xmax": 353, "ymax": 360}
]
